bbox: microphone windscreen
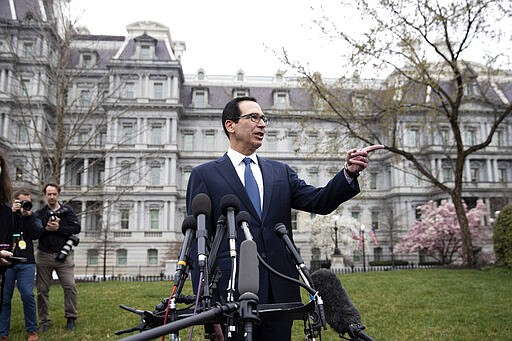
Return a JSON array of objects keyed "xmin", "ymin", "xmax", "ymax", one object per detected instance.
[
  {"xmin": 274, "ymin": 223, "xmax": 287, "ymax": 237},
  {"xmin": 238, "ymin": 239, "xmax": 259, "ymax": 295},
  {"xmin": 191, "ymin": 193, "xmax": 212, "ymax": 217},
  {"xmin": 181, "ymin": 215, "xmax": 197, "ymax": 235},
  {"xmin": 235, "ymin": 210, "xmax": 251, "ymax": 226},
  {"xmin": 311, "ymin": 269, "xmax": 361, "ymax": 335},
  {"xmin": 220, "ymin": 194, "xmax": 240, "ymax": 215}
]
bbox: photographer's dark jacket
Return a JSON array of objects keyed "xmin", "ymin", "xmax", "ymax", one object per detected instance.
[
  {"xmin": 11, "ymin": 211, "xmax": 44, "ymax": 264},
  {"xmin": 35, "ymin": 203, "xmax": 81, "ymax": 253}
]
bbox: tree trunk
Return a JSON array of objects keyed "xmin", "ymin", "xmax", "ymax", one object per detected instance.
[{"xmin": 451, "ymin": 192, "xmax": 474, "ymax": 267}]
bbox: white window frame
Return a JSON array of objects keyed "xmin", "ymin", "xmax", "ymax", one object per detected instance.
[
  {"xmin": 153, "ymin": 82, "xmax": 163, "ymax": 99},
  {"xmin": 117, "ymin": 249, "xmax": 127, "ymax": 266},
  {"xmin": 120, "ymin": 209, "xmax": 130, "ymax": 229},
  {"xmin": 149, "ymin": 209, "xmax": 159, "ymax": 229},
  {"xmin": 147, "ymin": 249, "xmax": 158, "ymax": 265},
  {"xmin": 125, "ymin": 82, "xmax": 135, "ymax": 99},
  {"xmin": 193, "ymin": 88, "xmax": 208, "ymax": 107},
  {"xmin": 273, "ymin": 90, "xmax": 289, "ymax": 109}
]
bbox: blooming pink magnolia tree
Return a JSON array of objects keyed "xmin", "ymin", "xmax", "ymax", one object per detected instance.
[{"xmin": 394, "ymin": 200, "xmax": 488, "ymax": 264}]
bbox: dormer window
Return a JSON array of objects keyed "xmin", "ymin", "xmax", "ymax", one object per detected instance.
[
  {"xmin": 237, "ymin": 70, "xmax": 244, "ymax": 82},
  {"xmin": 462, "ymin": 67, "xmax": 479, "ymax": 97},
  {"xmin": 193, "ymin": 88, "xmax": 208, "ymax": 107},
  {"xmin": 197, "ymin": 70, "xmax": 205, "ymax": 81},
  {"xmin": 134, "ymin": 33, "xmax": 157, "ymax": 60},
  {"xmin": 273, "ymin": 90, "xmax": 289, "ymax": 109},
  {"xmin": 275, "ymin": 71, "xmax": 285, "ymax": 83},
  {"xmin": 141, "ymin": 45, "xmax": 151, "ymax": 59},
  {"xmin": 351, "ymin": 94, "xmax": 369, "ymax": 112},
  {"xmin": 25, "ymin": 12, "xmax": 34, "ymax": 22},
  {"xmin": 81, "ymin": 53, "xmax": 94, "ymax": 68},
  {"xmin": 233, "ymin": 88, "xmax": 249, "ymax": 98}
]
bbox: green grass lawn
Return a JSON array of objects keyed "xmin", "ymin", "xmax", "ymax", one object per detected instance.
[{"xmin": 5, "ymin": 267, "xmax": 511, "ymax": 340}]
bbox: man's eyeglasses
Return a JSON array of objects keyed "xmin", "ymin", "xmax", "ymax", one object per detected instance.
[{"xmin": 238, "ymin": 113, "xmax": 270, "ymax": 125}]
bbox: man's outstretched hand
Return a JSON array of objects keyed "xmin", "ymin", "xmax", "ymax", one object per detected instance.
[{"xmin": 345, "ymin": 144, "xmax": 385, "ymax": 177}]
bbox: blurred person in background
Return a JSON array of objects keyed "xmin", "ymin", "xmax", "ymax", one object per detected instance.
[
  {"xmin": 35, "ymin": 183, "xmax": 81, "ymax": 332},
  {"xmin": 0, "ymin": 188, "xmax": 43, "ymax": 341}
]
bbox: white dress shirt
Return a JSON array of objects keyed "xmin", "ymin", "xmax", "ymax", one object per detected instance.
[{"xmin": 227, "ymin": 148, "xmax": 264, "ymax": 211}]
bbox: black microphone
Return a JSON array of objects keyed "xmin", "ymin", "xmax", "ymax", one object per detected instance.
[
  {"xmin": 274, "ymin": 223, "xmax": 312, "ymax": 284},
  {"xmin": 311, "ymin": 269, "xmax": 372, "ymax": 339},
  {"xmin": 235, "ymin": 210, "xmax": 252, "ymax": 240},
  {"xmin": 220, "ymin": 194, "xmax": 240, "ymax": 257},
  {"xmin": 173, "ymin": 215, "xmax": 197, "ymax": 284},
  {"xmin": 191, "ymin": 193, "xmax": 211, "ymax": 270},
  {"xmin": 238, "ymin": 239, "xmax": 259, "ymax": 295}
]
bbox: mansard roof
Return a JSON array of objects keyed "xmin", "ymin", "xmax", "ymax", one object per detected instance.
[
  {"xmin": 181, "ymin": 84, "xmax": 313, "ymax": 110},
  {"xmin": 0, "ymin": 0, "xmax": 53, "ymax": 22},
  {"xmin": 69, "ymin": 35, "xmax": 125, "ymax": 68},
  {"xmin": 117, "ymin": 37, "xmax": 172, "ymax": 61}
]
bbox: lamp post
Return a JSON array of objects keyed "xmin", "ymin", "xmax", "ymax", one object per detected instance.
[
  {"xmin": 360, "ymin": 224, "xmax": 366, "ymax": 272},
  {"xmin": 333, "ymin": 217, "xmax": 341, "ymax": 255}
]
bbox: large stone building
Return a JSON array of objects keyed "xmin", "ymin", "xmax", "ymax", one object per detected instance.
[{"xmin": 1, "ymin": 1, "xmax": 511, "ymax": 275}]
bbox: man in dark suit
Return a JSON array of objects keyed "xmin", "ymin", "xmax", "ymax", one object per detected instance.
[{"xmin": 186, "ymin": 96, "xmax": 373, "ymax": 340}]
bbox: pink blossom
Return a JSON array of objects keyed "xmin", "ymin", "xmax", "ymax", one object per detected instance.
[{"xmin": 394, "ymin": 199, "xmax": 488, "ymax": 264}]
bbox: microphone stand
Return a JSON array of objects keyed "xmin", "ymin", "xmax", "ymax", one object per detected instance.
[
  {"xmin": 274, "ymin": 223, "xmax": 326, "ymax": 339},
  {"xmin": 208, "ymin": 215, "xmax": 226, "ymax": 276},
  {"xmin": 238, "ymin": 292, "xmax": 259, "ymax": 341},
  {"xmin": 224, "ymin": 205, "xmax": 239, "ymax": 339},
  {"xmin": 119, "ymin": 303, "xmax": 239, "ymax": 341}
]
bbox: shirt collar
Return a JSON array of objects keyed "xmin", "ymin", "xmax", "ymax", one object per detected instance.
[{"xmin": 227, "ymin": 147, "xmax": 258, "ymax": 166}]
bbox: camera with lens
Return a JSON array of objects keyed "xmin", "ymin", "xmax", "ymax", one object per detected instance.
[
  {"xmin": 14, "ymin": 200, "xmax": 33, "ymax": 211},
  {"xmin": 48, "ymin": 206, "xmax": 70, "ymax": 222},
  {"xmin": 56, "ymin": 235, "xmax": 80, "ymax": 262},
  {"xmin": 20, "ymin": 200, "xmax": 33, "ymax": 210}
]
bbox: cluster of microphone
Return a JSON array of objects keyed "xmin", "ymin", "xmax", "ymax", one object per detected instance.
[{"xmin": 169, "ymin": 192, "xmax": 376, "ymax": 341}]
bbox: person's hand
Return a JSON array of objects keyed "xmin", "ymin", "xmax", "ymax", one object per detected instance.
[
  {"xmin": 46, "ymin": 217, "xmax": 60, "ymax": 231},
  {"xmin": 344, "ymin": 144, "xmax": 384, "ymax": 177},
  {"xmin": 12, "ymin": 200, "xmax": 21, "ymax": 212},
  {"xmin": 0, "ymin": 250, "xmax": 13, "ymax": 266},
  {"xmin": 12, "ymin": 200, "xmax": 32, "ymax": 216}
]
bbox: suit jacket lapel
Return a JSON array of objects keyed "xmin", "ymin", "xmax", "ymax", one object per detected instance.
[
  {"xmin": 258, "ymin": 156, "xmax": 274, "ymax": 222},
  {"xmin": 213, "ymin": 154, "xmax": 262, "ymax": 221}
]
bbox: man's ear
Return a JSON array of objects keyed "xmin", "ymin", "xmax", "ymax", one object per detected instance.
[{"xmin": 225, "ymin": 120, "xmax": 236, "ymax": 134}]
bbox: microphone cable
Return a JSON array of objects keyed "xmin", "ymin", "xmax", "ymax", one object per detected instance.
[
  {"xmin": 255, "ymin": 252, "xmax": 316, "ymax": 296},
  {"xmin": 161, "ymin": 285, "xmax": 178, "ymax": 341}
]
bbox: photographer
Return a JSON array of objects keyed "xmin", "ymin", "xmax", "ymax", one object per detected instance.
[
  {"xmin": 0, "ymin": 189, "xmax": 43, "ymax": 341},
  {"xmin": 35, "ymin": 183, "xmax": 81, "ymax": 332}
]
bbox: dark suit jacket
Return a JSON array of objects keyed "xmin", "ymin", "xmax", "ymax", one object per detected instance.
[{"xmin": 186, "ymin": 153, "xmax": 360, "ymax": 305}]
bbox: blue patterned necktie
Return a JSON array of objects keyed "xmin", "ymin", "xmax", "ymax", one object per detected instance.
[{"xmin": 243, "ymin": 157, "xmax": 261, "ymax": 217}]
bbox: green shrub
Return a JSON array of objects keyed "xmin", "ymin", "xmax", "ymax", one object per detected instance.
[
  {"xmin": 494, "ymin": 204, "xmax": 512, "ymax": 268},
  {"xmin": 369, "ymin": 260, "xmax": 409, "ymax": 266}
]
